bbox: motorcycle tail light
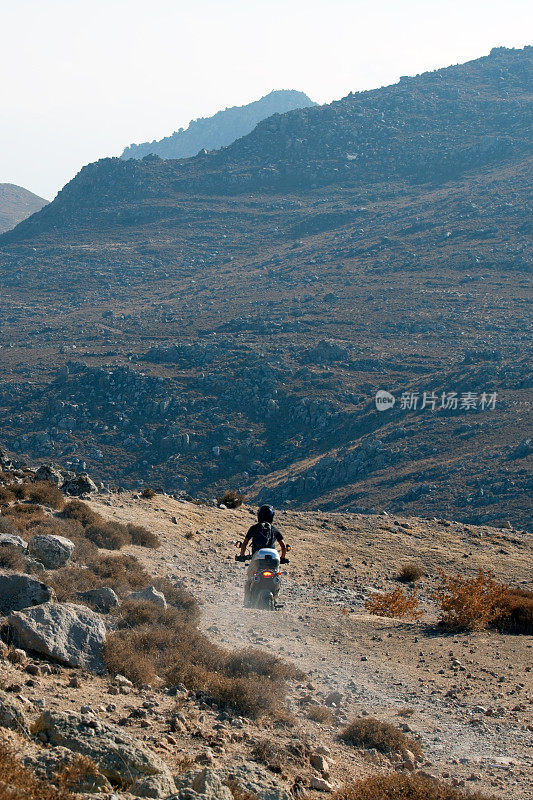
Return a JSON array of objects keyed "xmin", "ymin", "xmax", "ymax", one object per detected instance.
[{"xmin": 262, "ymin": 570, "xmax": 273, "ymax": 578}]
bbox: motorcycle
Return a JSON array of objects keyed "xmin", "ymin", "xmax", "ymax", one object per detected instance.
[{"xmin": 235, "ymin": 543, "xmax": 290, "ymax": 610}]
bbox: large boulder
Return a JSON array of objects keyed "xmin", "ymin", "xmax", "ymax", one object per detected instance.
[
  {"xmin": 8, "ymin": 602, "xmax": 106, "ymax": 672},
  {"xmin": 0, "ymin": 689, "xmax": 29, "ymax": 734},
  {"xmin": 28, "ymin": 534, "xmax": 75, "ymax": 569},
  {"xmin": 62, "ymin": 473, "xmax": 98, "ymax": 496},
  {"xmin": 0, "ymin": 532, "xmax": 28, "ymax": 551},
  {"xmin": 33, "ymin": 710, "xmax": 175, "ymax": 792},
  {"xmin": 78, "ymin": 587, "xmax": 120, "ymax": 613},
  {"xmin": 174, "ymin": 766, "xmax": 291, "ymax": 800},
  {"xmin": 35, "ymin": 465, "xmax": 64, "ymax": 486},
  {"xmin": 0, "ymin": 572, "xmax": 54, "ymax": 614},
  {"xmin": 128, "ymin": 586, "xmax": 167, "ymax": 609}
]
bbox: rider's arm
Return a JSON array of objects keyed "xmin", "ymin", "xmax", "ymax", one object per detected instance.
[
  {"xmin": 240, "ymin": 533, "xmax": 251, "ymax": 557},
  {"xmin": 275, "ymin": 530, "xmax": 287, "ymax": 559}
]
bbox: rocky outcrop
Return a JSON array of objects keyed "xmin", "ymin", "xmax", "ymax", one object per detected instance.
[
  {"xmin": 33, "ymin": 710, "xmax": 175, "ymax": 791},
  {"xmin": 78, "ymin": 587, "xmax": 120, "ymax": 613},
  {"xmin": 0, "ymin": 689, "xmax": 29, "ymax": 734},
  {"xmin": 8, "ymin": 602, "xmax": 106, "ymax": 672},
  {"xmin": 28, "ymin": 534, "xmax": 75, "ymax": 569},
  {"xmin": 62, "ymin": 473, "xmax": 98, "ymax": 495},
  {"xmin": 0, "ymin": 572, "xmax": 54, "ymax": 614},
  {"xmin": 0, "ymin": 532, "xmax": 28, "ymax": 551}
]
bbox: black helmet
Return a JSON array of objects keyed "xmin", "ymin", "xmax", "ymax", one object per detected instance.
[{"xmin": 257, "ymin": 504, "xmax": 274, "ymax": 523}]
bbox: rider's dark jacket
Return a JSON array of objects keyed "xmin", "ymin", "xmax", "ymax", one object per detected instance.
[{"xmin": 246, "ymin": 523, "xmax": 284, "ymax": 554}]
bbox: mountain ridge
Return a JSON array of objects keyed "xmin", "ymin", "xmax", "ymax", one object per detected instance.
[
  {"xmin": 0, "ymin": 47, "xmax": 530, "ymax": 529},
  {"xmin": 0, "ymin": 183, "xmax": 48, "ymax": 235},
  {"xmin": 121, "ymin": 89, "xmax": 316, "ymax": 161}
]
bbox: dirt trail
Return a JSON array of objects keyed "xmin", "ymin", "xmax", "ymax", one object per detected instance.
[{"xmin": 90, "ymin": 493, "xmax": 533, "ymax": 799}]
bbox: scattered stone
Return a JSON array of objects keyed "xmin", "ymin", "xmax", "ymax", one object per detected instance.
[
  {"xmin": 128, "ymin": 586, "xmax": 167, "ymax": 608},
  {"xmin": 324, "ymin": 691, "xmax": 343, "ymax": 707},
  {"xmin": 310, "ymin": 754, "xmax": 329, "ymax": 774},
  {"xmin": 0, "ymin": 689, "xmax": 29, "ymax": 734},
  {"xmin": 28, "ymin": 535, "xmax": 75, "ymax": 569},
  {"xmin": 8, "ymin": 602, "xmax": 106, "ymax": 672},
  {"xmin": 0, "ymin": 572, "xmax": 54, "ymax": 614},
  {"xmin": 78, "ymin": 587, "xmax": 120, "ymax": 613},
  {"xmin": 8, "ymin": 647, "xmax": 28, "ymax": 665},
  {"xmin": 309, "ymin": 777, "xmax": 333, "ymax": 792}
]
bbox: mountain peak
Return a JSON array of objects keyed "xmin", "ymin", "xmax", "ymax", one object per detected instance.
[{"xmin": 121, "ymin": 89, "xmax": 315, "ymax": 161}]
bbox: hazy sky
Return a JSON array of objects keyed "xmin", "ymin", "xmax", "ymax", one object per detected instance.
[{"xmin": 1, "ymin": 0, "xmax": 531, "ymax": 200}]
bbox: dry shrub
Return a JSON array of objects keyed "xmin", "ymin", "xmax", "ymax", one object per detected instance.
[
  {"xmin": 0, "ymin": 544, "xmax": 27, "ymax": 571},
  {"xmin": 60, "ymin": 500, "xmax": 99, "ymax": 527},
  {"xmin": 217, "ymin": 490, "xmax": 244, "ymax": 509},
  {"xmin": 433, "ymin": 570, "xmax": 509, "ymax": 631},
  {"xmin": 0, "ymin": 487, "xmax": 15, "ymax": 506},
  {"xmin": 0, "ymin": 735, "xmax": 74, "ymax": 800},
  {"xmin": 307, "ymin": 705, "xmax": 334, "ymax": 725},
  {"xmin": 140, "ymin": 488, "xmax": 156, "ymax": 499},
  {"xmin": 126, "ymin": 523, "xmax": 160, "ymax": 549},
  {"xmin": 365, "ymin": 587, "xmax": 422, "ymax": 620},
  {"xmin": 23, "ymin": 482, "xmax": 65, "ymax": 510},
  {"xmin": 4, "ymin": 503, "xmax": 44, "ymax": 516},
  {"xmin": 340, "ymin": 717, "xmax": 423, "ymax": 759},
  {"xmin": 333, "ymin": 774, "xmax": 496, "ymax": 800},
  {"xmin": 84, "ymin": 521, "xmax": 130, "ymax": 550},
  {"xmin": 152, "ymin": 577, "xmax": 200, "ymax": 622},
  {"xmin": 398, "ymin": 563, "xmax": 425, "ymax": 583},
  {"xmin": 46, "ymin": 551, "xmax": 150, "ymax": 601},
  {"xmin": 492, "ymin": 588, "xmax": 533, "ymax": 635},
  {"xmin": 224, "ymin": 647, "xmax": 303, "ymax": 681},
  {"xmin": 105, "ymin": 598, "xmax": 297, "ymax": 718}
]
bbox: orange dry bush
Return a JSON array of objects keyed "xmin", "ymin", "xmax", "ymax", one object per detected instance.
[
  {"xmin": 433, "ymin": 570, "xmax": 509, "ymax": 631},
  {"xmin": 0, "ymin": 736, "xmax": 74, "ymax": 800},
  {"xmin": 23, "ymin": 482, "xmax": 65, "ymax": 510},
  {"xmin": 217, "ymin": 490, "xmax": 244, "ymax": 509},
  {"xmin": 333, "ymin": 774, "xmax": 496, "ymax": 800},
  {"xmin": 365, "ymin": 587, "xmax": 422, "ymax": 620},
  {"xmin": 492, "ymin": 587, "xmax": 533, "ymax": 635}
]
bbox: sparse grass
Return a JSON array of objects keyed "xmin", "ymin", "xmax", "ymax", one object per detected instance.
[
  {"xmin": 365, "ymin": 587, "xmax": 422, "ymax": 620},
  {"xmin": 140, "ymin": 487, "xmax": 156, "ymax": 499},
  {"xmin": 433, "ymin": 570, "xmax": 509, "ymax": 631},
  {"xmin": 61, "ymin": 501, "xmax": 160, "ymax": 550},
  {"xmin": 492, "ymin": 587, "xmax": 533, "ymax": 635},
  {"xmin": 307, "ymin": 705, "xmax": 334, "ymax": 725},
  {"xmin": 0, "ymin": 544, "xmax": 27, "ymax": 571},
  {"xmin": 333, "ymin": 774, "xmax": 496, "ymax": 800},
  {"xmin": 217, "ymin": 490, "xmax": 244, "ymax": 509},
  {"xmin": 340, "ymin": 717, "xmax": 423, "ymax": 759},
  {"xmin": 397, "ymin": 563, "xmax": 425, "ymax": 583},
  {"xmin": 0, "ymin": 735, "xmax": 75, "ymax": 800}
]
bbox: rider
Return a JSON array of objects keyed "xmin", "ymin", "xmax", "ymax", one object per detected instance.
[{"xmin": 239, "ymin": 504, "xmax": 287, "ymax": 560}]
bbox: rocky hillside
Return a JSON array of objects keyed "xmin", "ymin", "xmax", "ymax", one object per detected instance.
[
  {"xmin": 0, "ymin": 454, "xmax": 531, "ymax": 800},
  {"xmin": 0, "ymin": 47, "xmax": 531, "ymax": 530},
  {"xmin": 0, "ymin": 183, "xmax": 47, "ymax": 234},
  {"xmin": 121, "ymin": 90, "xmax": 315, "ymax": 161}
]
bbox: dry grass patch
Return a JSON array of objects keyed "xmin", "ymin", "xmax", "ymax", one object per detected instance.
[
  {"xmin": 0, "ymin": 486, "xmax": 15, "ymax": 506},
  {"xmin": 60, "ymin": 500, "xmax": 99, "ymax": 527},
  {"xmin": 0, "ymin": 545, "xmax": 27, "ymax": 571},
  {"xmin": 140, "ymin": 487, "xmax": 157, "ymax": 499},
  {"xmin": 365, "ymin": 588, "xmax": 422, "ymax": 620},
  {"xmin": 333, "ymin": 774, "xmax": 496, "ymax": 800},
  {"xmin": 340, "ymin": 717, "xmax": 423, "ymax": 759},
  {"xmin": 61, "ymin": 500, "xmax": 160, "ymax": 550},
  {"xmin": 307, "ymin": 705, "xmax": 334, "ymax": 725},
  {"xmin": 433, "ymin": 570, "xmax": 509, "ymax": 632},
  {"xmin": 398, "ymin": 563, "xmax": 425, "ymax": 583},
  {"xmin": 23, "ymin": 482, "xmax": 65, "ymax": 510}
]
